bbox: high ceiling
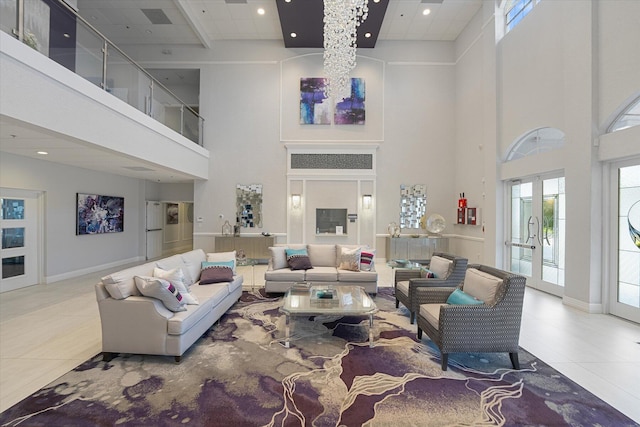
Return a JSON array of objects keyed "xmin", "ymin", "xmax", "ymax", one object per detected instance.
[
  {"xmin": 76, "ymin": 0, "xmax": 482, "ymax": 49},
  {"xmin": 2, "ymin": 0, "xmax": 483, "ymax": 183}
]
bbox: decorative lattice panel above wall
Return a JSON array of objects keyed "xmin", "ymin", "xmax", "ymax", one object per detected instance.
[{"xmin": 290, "ymin": 153, "xmax": 373, "ymax": 170}]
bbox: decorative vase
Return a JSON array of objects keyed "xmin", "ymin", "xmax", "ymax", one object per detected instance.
[
  {"xmin": 387, "ymin": 222, "xmax": 400, "ymax": 237},
  {"xmin": 221, "ymin": 220, "xmax": 232, "ymax": 236},
  {"xmin": 233, "ymin": 224, "xmax": 241, "ymax": 237}
]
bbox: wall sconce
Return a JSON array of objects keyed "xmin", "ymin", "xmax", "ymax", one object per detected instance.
[
  {"xmin": 291, "ymin": 194, "xmax": 301, "ymax": 209},
  {"xmin": 363, "ymin": 194, "xmax": 372, "ymax": 210}
]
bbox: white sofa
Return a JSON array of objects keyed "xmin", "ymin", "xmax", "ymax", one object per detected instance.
[
  {"xmin": 94, "ymin": 249, "xmax": 242, "ymax": 363},
  {"xmin": 264, "ymin": 244, "xmax": 378, "ymax": 295}
]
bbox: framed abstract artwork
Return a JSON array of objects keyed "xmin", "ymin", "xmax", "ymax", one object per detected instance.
[
  {"xmin": 76, "ymin": 193, "xmax": 124, "ymax": 235},
  {"xmin": 300, "ymin": 78, "xmax": 330, "ymax": 124},
  {"xmin": 335, "ymin": 78, "xmax": 365, "ymax": 125},
  {"xmin": 300, "ymin": 77, "xmax": 366, "ymax": 125}
]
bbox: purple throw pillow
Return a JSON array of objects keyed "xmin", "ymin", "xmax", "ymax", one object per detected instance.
[
  {"xmin": 200, "ymin": 266, "xmax": 233, "ymax": 284},
  {"xmin": 288, "ymin": 255, "xmax": 313, "ymax": 270}
]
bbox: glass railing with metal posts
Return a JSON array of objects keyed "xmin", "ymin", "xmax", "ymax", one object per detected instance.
[{"xmin": 0, "ymin": 0, "xmax": 204, "ymax": 146}]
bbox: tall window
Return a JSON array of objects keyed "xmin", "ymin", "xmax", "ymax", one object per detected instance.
[
  {"xmin": 505, "ymin": 0, "xmax": 541, "ymax": 33},
  {"xmin": 618, "ymin": 164, "xmax": 640, "ymax": 308}
]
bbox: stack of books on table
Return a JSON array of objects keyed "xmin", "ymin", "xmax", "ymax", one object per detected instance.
[{"xmin": 309, "ymin": 286, "xmax": 339, "ymax": 306}]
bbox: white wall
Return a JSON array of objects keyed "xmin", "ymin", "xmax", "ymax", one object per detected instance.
[
  {"xmin": 0, "ymin": 153, "xmax": 146, "ymax": 282},
  {"xmin": 598, "ymin": 0, "xmax": 640, "ymax": 131},
  {"xmin": 0, "ymin": 154, "xmax": 195, "ymax": 282},
  {"xmin": 124, "ymin": 39, "xmax": 459, "ymax": 257},
  {"xmin": 498, "ymin": 0, "xmax": 601, "ymax": 307},
  {"xmin": 453, "ymin": 0, "xmax": 640, "ymax": 310},
  {"xmin": 193, "ymin": 61, "xmax": 283, "ymax": 252},
  {"xmin": 453, "ymin": 2, "xmax": 497, "ymax": 265}
]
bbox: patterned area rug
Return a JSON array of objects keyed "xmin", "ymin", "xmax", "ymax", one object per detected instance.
[{"xmin": 0, "ymin": 288, "xmax": 636, "ymax": 427}]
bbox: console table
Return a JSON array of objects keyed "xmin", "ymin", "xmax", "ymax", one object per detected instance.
[
  {"xmin": 385, "ymin": 236, "xmax": 449, "ymax": 263},
  {"xmin": 215, "ymin": 236, "xmax": 274, "ymax": 260}
]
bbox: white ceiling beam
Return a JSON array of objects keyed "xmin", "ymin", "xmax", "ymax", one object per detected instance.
[{"xmin": 174, "ymin": 0, "xmax": 212, "ymax": 49}]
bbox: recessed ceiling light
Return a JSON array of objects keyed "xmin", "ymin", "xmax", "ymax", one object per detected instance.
[
  {"xmin": 257, "ymin": 8, "xmax": 265, "ymax": 15},
  {"xmin": 36, "ymin": 151, "xmax": 48, "ymax": 155},
  {"xmin": 63, "ymin": 33, "xmax": 70, "ymax": 38},
  {"xmin": 285, "ymin": 0, "xmax": 291, "ymax": 3},
  {"xmin": 364, "ymin": 32, "xmax": 371, "ymax": 38},
  {"xmin": 290, "ymin": 32, "xmax": 297, "ymax": 38},
  {"xmin": 423, "ymin": 8, "xmax": 431, "ymax": 16},
  {"xmin": 373, "ymin": 0, "xmax": 380, "ymax": 3}
]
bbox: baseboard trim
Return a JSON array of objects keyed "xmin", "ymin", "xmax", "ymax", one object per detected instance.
[
  {"xmin": 45, "ymin": 256, "xmax": 145, "ymax": 284},
  {"xmin": 562, "ymin": 295, "xmax": 604, "ymax": 314}
]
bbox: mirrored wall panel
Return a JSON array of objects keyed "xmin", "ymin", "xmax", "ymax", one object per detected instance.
[
  {"xmin": 400, "ymin": 184, "xmax": 427, "ymax": 229},
  {"xmin": 236, "ymin": 184, "xmax": 262, "ymax": 228}
]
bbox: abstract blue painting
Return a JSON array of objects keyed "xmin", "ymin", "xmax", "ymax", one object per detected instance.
[
  {"xmin": 335, "ymin": 78, "xmax": 365, "ymax": 125},
  {"xmin": 76, "ymin": 193, "xmax": 124, "ymax": 235},
  {"xmin": 300, "ymin": 78, "xmax": 330, "ymax": 124}
]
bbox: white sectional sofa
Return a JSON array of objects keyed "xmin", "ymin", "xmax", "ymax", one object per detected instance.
[
  {"xmin": 264, "ymin": 244, "xmax": 378, "ymax": 295},
  {"xmin": 94, "ymin": 249, "xmax": 242, "ymax": 363}
]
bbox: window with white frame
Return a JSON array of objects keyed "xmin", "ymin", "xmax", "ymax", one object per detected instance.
[
  {"xmin": 608, "ymin": 96, "xmax": 640, "ymax": 133},
  {"xmin": 505, "ymin": 127, "xmax": 565, "ymax": 162},
  {"xmin": 505, "ymin": 0, "xmax": 541, "ymax": 33}
]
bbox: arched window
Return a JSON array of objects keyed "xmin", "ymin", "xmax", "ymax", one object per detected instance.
[
  {"xmin": 608, "ymin": 96, "xmax": 640, "ymax": 133},
  {"xmin": 505, "ymin": 127, "xmax": 565, "ymax": 161},
  {"xmin": 505, "ymin": 0, "xmax": 541, "ymax": 33}
]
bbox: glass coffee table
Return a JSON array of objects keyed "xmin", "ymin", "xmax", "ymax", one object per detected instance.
[{"xmin": 280, "ymin": 284, "xmax": 378, "ymax": 348}]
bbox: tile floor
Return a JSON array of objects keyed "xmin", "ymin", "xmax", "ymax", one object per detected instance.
[{"xmin": 1, "ymin": 261, "xmax": 639, "ymax": 423}]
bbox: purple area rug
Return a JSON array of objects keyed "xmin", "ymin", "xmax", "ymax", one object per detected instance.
[{"xmin": 0, "ymin": 288, "xmax": 637, "ymax": 427}]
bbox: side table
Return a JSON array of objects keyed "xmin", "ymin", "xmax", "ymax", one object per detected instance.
[
  {"xmin": 236, "ymin": 258, "xmax": 259, "ymax": 291},
  {"xmin": 387, "ymin": 260, "xmax": 424, "ymax": 287}
]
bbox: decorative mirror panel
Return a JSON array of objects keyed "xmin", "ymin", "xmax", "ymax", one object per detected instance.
[
  {"xmin": 399, "ymin": 184, "xmax": 426, "ymax": 229},
  {"xmin": 236, "ymin": 184, "xmax": 262, "ymax": 228}
]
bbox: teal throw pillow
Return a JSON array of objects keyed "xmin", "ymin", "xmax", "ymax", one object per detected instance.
[
  {"xmin": 202, "ymin": 260, "xmax": 235, "ymax": 270},
  {"xmin": 285, "ymin": 248, "xmax": 308, "ymax": 258},
  {"xmin": 446, "ymin": 288, "xmax": 483, "ymax": 305}
]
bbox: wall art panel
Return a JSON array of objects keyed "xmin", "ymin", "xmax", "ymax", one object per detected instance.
[{"xmin": 76, "ymin": 193, "xmax": 124, "ymax": 235}]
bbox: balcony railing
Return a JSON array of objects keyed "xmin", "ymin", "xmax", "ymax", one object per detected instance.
[{"xmin": 0, "ymin": 0, "xmax": 204, "ymax": 146}]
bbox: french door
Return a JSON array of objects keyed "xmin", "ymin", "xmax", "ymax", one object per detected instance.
[
  {"xmin": 506, "ymin": 173, "xmax": 565, "ymax": 296},
  {"xmin": 608, "ymin": 160, "xmax": 640, "ymax": 323},
  {"xmin": 0, "ymin": 189, "xmax": 41, "ymax": 292}
]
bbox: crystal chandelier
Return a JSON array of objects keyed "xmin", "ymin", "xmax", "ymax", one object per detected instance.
[{"xmin": 323, "ymin": 0, "xmax": 369, "ymax": 101}]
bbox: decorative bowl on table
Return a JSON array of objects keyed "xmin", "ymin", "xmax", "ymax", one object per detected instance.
[{"xmin": 426, "ymin": 213, "xmax": 446, "ymax": 234}]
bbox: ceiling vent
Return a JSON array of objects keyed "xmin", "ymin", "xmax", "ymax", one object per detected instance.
[
  {"xmin": 141, "ymin": 9, "xmax": 172, "ymax": 25},
  {"xmin": 421, "ymin": 0, "xmax": 444, "ymax": 3},
  {"xmin": 225, "ymin": 0, "xmax": 248, "ymax": 4}
]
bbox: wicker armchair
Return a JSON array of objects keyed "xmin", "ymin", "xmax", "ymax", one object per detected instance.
[
  {"xmin": 416, "ymin": 264, "xmax": 527, "ymax": 371},
  {"xmin": 394, "ymin": 253, "xmax": 468, "ymax": 324}
]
